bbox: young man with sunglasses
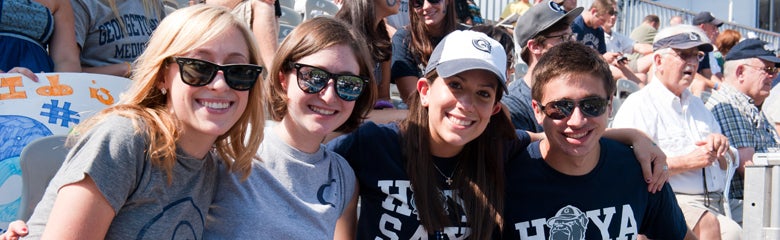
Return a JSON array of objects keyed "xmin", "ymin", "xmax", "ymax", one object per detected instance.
[
  {"xmin": 612, "ymin": 24, "xmax": 742, "ymax": 240},
  {"xmin": 501, "ymin": 0, "xmax": 583, "ymax": 132},
  {"xmin": 704, "ymin": 38, "xmax": 780, "ymax": 226},
  {"xmin": 504, "ymin": 41, "xmax": 692, "ymax": 239}
]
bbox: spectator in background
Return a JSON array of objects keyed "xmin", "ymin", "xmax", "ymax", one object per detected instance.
[
  {"xmin": 499, "ymin": 0, "xmax": 531, "ymax": 20},
  {"xmin": 0, "ymin": 0, "xmax": 81, "ymax": 80},
  {"xmin": 692, "ymin": 11, "xmax": 725, "ymax": 99},
  {"xmin": 391, "ymin": 0, "xmax": 467, "ymax": 105},
  {"xmin": 72, "ymin": 0, "xmax": 165, "ymax": 77},
  {"xmin": 553, "ymin": 0, "xmax": 576, "ymax": 12},
  {"xmin": 204, "ymin": 0, "xmax": 281, "ymax": 70},
  {"xmin": 612, "ymin": 24, "xmax": 741, "ymax": 240},
  {"xmin": 602, "ymin": 6, "xmax": 649, "ymax": 85},
  {"xmin": 713, "ymin": 29, "xmax": 742, "ymax": 70},
  {"xmin": 670, "ymin": 15, "xmax": 684, "ymax": 26},
  {"xmin": 764, "ymin": 82, "xmax": 780, "ymax": 134},
  {"xmin": 502, "ymin": 0, "xmax": 583, "ymax": 133},
  {"xmin": 706, "ymin": 39, "xmax": 780, "ymax": 226},
  {"xmin": 471, "ymin": 24, "xmax": 516, "ymax": 84},
  {"xmin": 336, "ymin": 0, "xmax": 400, "ymax": 109},
  {"xmin": 571, "ymin": 0, "xmax": 622, "ymax": 65},
  {"xmin": 630, "ymin": 14, "xmax": 660, "ymax": 45},
  {"xmin": 384, "ymin": 0, "xmax": 409, "ymax": 37}
]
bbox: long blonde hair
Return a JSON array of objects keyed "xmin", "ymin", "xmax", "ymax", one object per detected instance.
[{"xmin": 71, "ymin": 5, "xmax": 264, "ymax": 182}]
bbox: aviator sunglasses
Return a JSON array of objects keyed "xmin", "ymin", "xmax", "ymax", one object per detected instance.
[
  {"xmin": 538, "ymin": 96, "xmax": 610, "ymax": 120},
  {"xmin": 291, "ymin": 62, "xmax": 369, "ymax": 101},
  {"xmin": 412, "ymin": 0, "xmax": 442, "ymax": 9},
  {"xmin": 173, "ymin": 57, "xmax": 262, "ymax": 91}
]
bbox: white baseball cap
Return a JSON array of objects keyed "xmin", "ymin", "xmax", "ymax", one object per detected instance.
[{"xmin": 424, "ymin": 30, "xmax": 507, "ymax": 92}]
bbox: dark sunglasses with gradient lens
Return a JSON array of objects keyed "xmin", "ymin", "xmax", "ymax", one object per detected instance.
[
  {"xmin": 412, "ymin": 0, "xmax": 442, "ymax": 9},
  {"xmin": 173, "ymin": 57, "xmax": 262, "ymax": 91},
  {"xmin": 538, "ymin": 96, "xmax": 610, "ymax": 120},
  {"xmin": 292, "ymin": 63, "xmax": 369, "ymax": 101}
]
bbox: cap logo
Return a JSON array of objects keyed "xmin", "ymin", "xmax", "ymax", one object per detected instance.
[
  {"xmin": 688, "ymin": 32, "xmax": 700, "ymax": 41},
  {"xmin": 472, "ymin": 38, "xmax": 492, "ymax": 54},
  {"xmin": 548, "ymin": 1, "xmax": 565, "ymax": 13}
]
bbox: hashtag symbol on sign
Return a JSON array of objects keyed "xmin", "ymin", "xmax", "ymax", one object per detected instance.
[{"xmin": 40, "ymin": 99, "xmax": 80, "ymax": 128}]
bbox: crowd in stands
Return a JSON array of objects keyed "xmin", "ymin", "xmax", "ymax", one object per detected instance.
[{"xmin": 2, "ymin": 0, "xmax": 780, "ymax": 239}]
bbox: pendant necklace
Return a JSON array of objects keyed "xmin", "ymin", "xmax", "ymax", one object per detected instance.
[{"xmin": 432, "ymin": 162, "xmax": 457, "ymax": 186}]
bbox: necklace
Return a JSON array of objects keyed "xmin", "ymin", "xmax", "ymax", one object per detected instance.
[{"xmin": 432, "ymin": 162, "xmax": 457, "ymax": 186}]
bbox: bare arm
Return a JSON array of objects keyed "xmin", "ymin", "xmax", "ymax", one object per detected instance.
[
  {"xmin": 82, "ymin": 63, "xmax": 131, "ymax": 78},
  {"xmin": 251, "ymin": 0, "xmax": 279, "ymax": 69},
  {"xmin": 333, "ymin": 183, "xmax": 358, "ymax": 240},
  {"xmin": 736, "ymin": 147, "xmax": 755, "ymax": 177},
  {"xmin": 47, "ymin": 0, "xmax": 81, "ymax": 73},
  {"xmin": 41, "ymin": 175, "xmax": 115, "ymax": 239},
  {"xmin": 394, "ymin": 76, "xmax": 419, "ymax": 104},
  {"xmin": 378, "ymin": 60, "xmax": 392, "ymax": 102}
]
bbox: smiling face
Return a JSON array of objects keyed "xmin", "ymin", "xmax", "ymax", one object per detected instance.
[
  {"xmin": 414, "ymin": 0, "xmax": 447, "ymax": 28},
  {"xmin": 419, "ymin": 69, "xmax": 501, "ymax": 157},
  {"xmin": 280, "ymin": 44, "xmax": 360, "ymax": 141},
  {"xmin": 162, "ymin": 26, "xmax": 250, "ymax": 154},
  {"xmin": 533, "ymin": 73, "xmax": 610, "ymax": 159}
]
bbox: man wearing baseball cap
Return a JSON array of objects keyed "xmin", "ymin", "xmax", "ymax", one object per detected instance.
[
  {"xmin": 705, "ymin": 38, "xmax": 780, "ymax": 226},
  {"xmin": 501, "ymin": 0, "xmax": 583, "ymax": 132},
  {"xmin": 613, "ymin": 24, "xmax": 741, "ymax": 239},
  {"xmin": 692, "ymin": 11, "xmax": 725, "ymax": 98}
]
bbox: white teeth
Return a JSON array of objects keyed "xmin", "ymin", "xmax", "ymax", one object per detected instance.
[
  {"xmin": 310, "ymin": 106, "xmax": 336, "ymax": 115},
  {"xmin": 566, "ymin": 132, "xmax": 587, "ymax": 139},
  {"xmin": 448, "ymin": 115, "xmax": 474, "ymax": 126},
  {"xmin": 201, "ymin": 101, "xmax": 230, "ymax": 109}
]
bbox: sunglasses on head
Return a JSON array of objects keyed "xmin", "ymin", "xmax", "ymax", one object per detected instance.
[
  {"xmin": 412, "ymin": 0, "xmax": 442, "ymax": 9},
  {"xmin": 173, "ymin": 57, "xmax": 262, "ymax": 91},
  {"xmin": 291, "ymin": 62, "xmax": 369, "ymax": 101},
  {"xmin": 538, "ymin": 96, "xmax": 610, "ymax": 120}
]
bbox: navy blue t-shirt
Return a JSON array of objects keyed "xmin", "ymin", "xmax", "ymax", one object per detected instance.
[
  {"xmin": 328, "ymin": 121, "xmax": 530, "ymax": 239},
  {"xmin": 503, "ymin": 139, "xmax": 688, "ymax": 240},
  {"xmin": 571, "ymin": 15, "xmax": 607, "ymax": 54}
]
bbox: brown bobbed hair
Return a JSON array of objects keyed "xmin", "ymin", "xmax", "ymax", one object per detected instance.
[{"xmin": 266, "ymin": 17, "xmax": 377, "ymax": 133}]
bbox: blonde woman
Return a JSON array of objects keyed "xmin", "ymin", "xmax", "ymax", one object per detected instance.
[{"xmin": 8, "ymin": 5, "xmax": 264, "ymax": 239}]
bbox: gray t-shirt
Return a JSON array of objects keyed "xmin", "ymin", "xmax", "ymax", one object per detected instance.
[
  {"xmin": 25, "ymin": 115, "xmax": 218, "ymax": 239},
  {"xmin": 205, "ymin": 127, "xmax": 356, "ymax": 239},
  {"xmin": 71, "ymin": 0, "xmax": 164, "ymax": 67}
]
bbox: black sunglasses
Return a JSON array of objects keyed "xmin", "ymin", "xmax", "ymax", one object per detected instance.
[
  {"xmin": 291, "ymin": 63, "xmax": 369, "ymax": 101},
  {"xmin": 538, "ymin": 96, "xmax": 610, "ymax": 120},
  {"xmin": 412, "ymin": 0, "xmax": 442, "ymax": 9},
  {"xmin": 173, "ymin": 57, "xmax": 262, "ymax": 91}
]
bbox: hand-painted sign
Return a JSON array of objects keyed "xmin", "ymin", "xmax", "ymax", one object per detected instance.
[{"xmin": 0, "ymin": 73, "xmax": 131, "ymax": 232}]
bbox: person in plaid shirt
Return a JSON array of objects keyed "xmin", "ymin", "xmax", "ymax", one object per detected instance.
[{"xmin": 705, "ymin": 38, "xmax": 780, "ymax": 225}]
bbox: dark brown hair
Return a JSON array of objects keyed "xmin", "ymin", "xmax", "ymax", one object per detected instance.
[
  {"xmin": 400, "ymin": 70, "xmax": 514, "ymax": 239},
  {"xmin": 532, "ymin": 41, "xmax": 615, "ymax": 102},
  {"xmin": 336, "ymin": 0, "xmax": 392, "ymax": 62},
  {"xmin": 408, "ymin": 0, "xmax": 460, "ymax": 66}
]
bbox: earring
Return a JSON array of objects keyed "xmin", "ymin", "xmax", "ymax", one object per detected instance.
[{"xmin": 160, "ymin": 88, "xmax": 167, "ymax": 95}]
